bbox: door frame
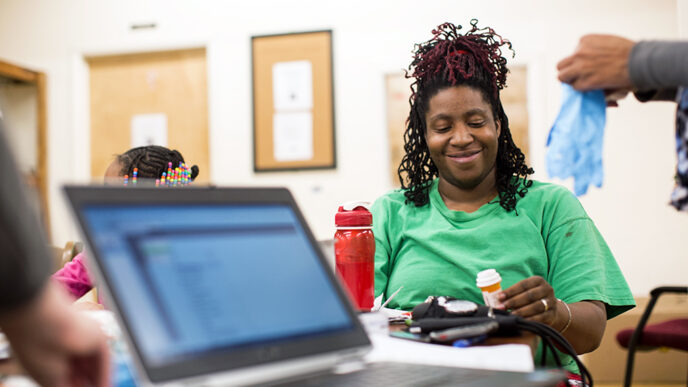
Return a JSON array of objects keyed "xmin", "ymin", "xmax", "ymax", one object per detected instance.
[{"xmin": 0, "ymin": 59, "xmax": 48, "ymax": 237}]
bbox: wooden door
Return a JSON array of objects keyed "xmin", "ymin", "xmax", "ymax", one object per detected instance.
[{"xmin": 88, "ymin": 48, "xmax": 209, "ymax": 181}]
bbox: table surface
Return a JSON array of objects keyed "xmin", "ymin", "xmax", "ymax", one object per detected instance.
[{"xmin": 0, "ymin": 324, "xmax": 539, "ymax": 386}]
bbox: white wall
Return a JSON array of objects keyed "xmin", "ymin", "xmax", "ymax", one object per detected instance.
[
  {"xmin": 680, "ymin": 0, "xmax": 688, "ymax": 37},
  {"xmin": 0, "ymin": 0, "xmax": 683, "ymax": 296}
]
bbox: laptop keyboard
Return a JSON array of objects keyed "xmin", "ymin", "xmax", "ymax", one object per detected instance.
[
  {"xmin": 269, "ymin": 362, "xmax": 495, "ymax": 386},
  {"xmin": 333, "ymin": 362, "xmax": 487, "ymax": 386}
]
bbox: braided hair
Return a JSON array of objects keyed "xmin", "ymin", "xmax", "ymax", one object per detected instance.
[
  {"xmin": 116, "ymin": 145, "xmax": 199, "ymax": 181},
  {"xmin": 398, "ymin": 20, "xmax": 533, "ymax": 212}
]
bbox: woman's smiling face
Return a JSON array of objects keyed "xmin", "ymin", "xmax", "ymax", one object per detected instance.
[{"xmin": 424, "ymin": 85, "xmax": 500, "ymax": 191}]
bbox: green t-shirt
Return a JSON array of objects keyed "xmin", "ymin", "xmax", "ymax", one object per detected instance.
[{"xmin": 372, "ymin": 179, "xmax": 635, "ymax": 373}]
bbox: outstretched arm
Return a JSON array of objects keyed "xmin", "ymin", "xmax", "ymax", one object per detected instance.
[
  {"xmin": 558, "ymin": 34, "xmax": 688, "ymax": 104},
  {"xmin": 0, "ymin": 282, "xmax": 110, "ymax": 387}
]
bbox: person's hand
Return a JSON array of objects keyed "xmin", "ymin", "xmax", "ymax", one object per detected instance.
[
  {"xmin": 557, "ymin": 34, "xmax": 636, "ymax": 92},
  {"xmin": 497, "ymin": 276, "xmax": 558, "ymax": 327},
  {"xmin": 0, "ymin": 282, "xmax": 110, "ymax": 387},
  {"xmin": 604, "ymin": 89, "xmax": 631, "ymax": 107}
]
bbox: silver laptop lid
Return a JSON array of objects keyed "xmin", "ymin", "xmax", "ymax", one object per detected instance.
[{"xmin": 64, "ymin": 186, "xmax": 370, "ymax": 384}]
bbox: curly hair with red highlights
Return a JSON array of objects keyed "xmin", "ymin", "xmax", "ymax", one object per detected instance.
[{"xmin": 398, "ymin": 20, "xmax": 533, "ymax": 212}]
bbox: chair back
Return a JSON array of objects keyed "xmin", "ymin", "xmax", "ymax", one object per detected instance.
[
  {"xmin": 51, "ymin": 241, "xmax": 84, "ymax": 270},
  {"xmin": 619, "ymin": 286, "xmax": 688, "ymax": 387}
]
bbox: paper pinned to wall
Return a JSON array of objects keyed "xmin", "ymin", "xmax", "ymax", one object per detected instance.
[
  {"xmin": 273, "ymin": 111, "xmax": 313, "ymax": 161},
  {"xmin": 131, "ymin": 113, "xmax": 168, "ymax": 147},
  {"xmin": 272, "ymin": 60, "xmax": 313, "ymax": 111}
]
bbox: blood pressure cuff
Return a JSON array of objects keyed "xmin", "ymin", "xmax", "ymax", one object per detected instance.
[
  {"xmin": 410, "ymin": 296, "xmax": 518, "ymax": 337},
  {"xmin": 411, "ymin": 296, "xmax": 509, "ymax": 320}
]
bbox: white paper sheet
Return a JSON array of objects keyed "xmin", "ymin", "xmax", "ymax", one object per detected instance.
[
  {"xmin": 272, "ymin": 61, "xmax": 313, "ymax": 111},
  {"xmin": 131, "ymin": 113, "xmax": 167, "ymax": 147},
  {"xmin": 366, "ymin": 334, "xmax": 534, "ymax": 372},
  {"xmin": 273, "ymin": 112, "xmax": 313, "ymax": 161}
]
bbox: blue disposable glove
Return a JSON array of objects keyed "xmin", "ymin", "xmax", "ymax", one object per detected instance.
[{"xmin": 546, "ymin": 84, "xmax": 606, "ymax": 196}]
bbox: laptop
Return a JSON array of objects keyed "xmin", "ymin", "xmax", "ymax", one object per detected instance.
[{"xmin": 63, "ymin": 185, "xmax": 565, "ymax": 386}]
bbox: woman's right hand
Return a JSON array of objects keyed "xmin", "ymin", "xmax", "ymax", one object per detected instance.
[{"xmin": 497, "ymin": 276, "xmax": 559, "ymax": 328}]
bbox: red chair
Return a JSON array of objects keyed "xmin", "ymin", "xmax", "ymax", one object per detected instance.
[{"xmin": 616, "ymin": 286, "xmax": 688, "ymax": 387}]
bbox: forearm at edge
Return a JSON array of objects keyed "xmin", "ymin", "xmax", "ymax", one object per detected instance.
[
  {"xmin": 630, "ymin": 41, "xmax": 688, "ymax": 91},
  {"xmin": 557, "ymin": 300, "xmax": 607, "ymax": 354}
]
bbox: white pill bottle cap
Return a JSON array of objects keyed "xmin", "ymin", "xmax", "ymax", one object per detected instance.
[{"xmin": 476, "ymin": 269, "xmax": 502, "ymax": 288}]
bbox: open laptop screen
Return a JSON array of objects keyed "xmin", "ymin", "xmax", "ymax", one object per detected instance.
[{"xmin": 66, "ymin": 187, "xmax": 369, "ymax": 382}]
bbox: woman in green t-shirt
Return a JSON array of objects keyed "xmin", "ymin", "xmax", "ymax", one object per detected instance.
[{"xmin": 373, "ymin": 20, "xmax": 634, "ymax": 361}]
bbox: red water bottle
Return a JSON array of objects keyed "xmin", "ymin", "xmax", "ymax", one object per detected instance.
[{"xmin": 334, "ymin": 201, "xmax": 375, "ymax": 311}]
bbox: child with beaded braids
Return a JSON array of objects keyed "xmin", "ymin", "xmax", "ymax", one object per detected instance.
[
  {"xmin": 104, "ymin": 145, "xmax": 199, "ymax": 185},
  {"xmin": 371, "ymin": 20, "xmax": 634, "ymax": 375},
  {"xmin": 53, "ymin": 145, "xmax": 199, "ymax": 304}
]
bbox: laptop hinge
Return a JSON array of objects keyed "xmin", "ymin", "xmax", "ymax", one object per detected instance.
[
  {"xmin": 332, "ymin": 359, "xmax": 366, "ymax": 375},
  {"xmin": 332, "ymin": 349, "xmax": 368, "ymax": 374}
]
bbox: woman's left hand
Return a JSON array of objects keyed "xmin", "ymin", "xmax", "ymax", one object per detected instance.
[{"xmin": 497, "ymin": 276, "xmax": 558, "ymax": 327}]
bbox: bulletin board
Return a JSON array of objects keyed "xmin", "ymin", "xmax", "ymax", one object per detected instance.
[{"xmin": 252, "ymin": 30, "xmax": 336, "ymax": 171}]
